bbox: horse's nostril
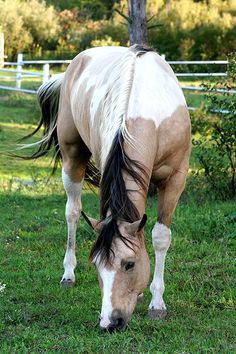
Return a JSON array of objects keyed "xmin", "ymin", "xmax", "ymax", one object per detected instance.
[
  {"xmin": 109, "ymin": 316, "xmax": 126, "ymax": 331},
  {"xmin": 103, "ymin": 317, "xmax": 126, "ymax": 333},
  {"xmin": 107, "ymin": 324, "xmax": 116, "ymax": 333},
  {"xmin": 115, "ymin": 317, "xmax": 125, "ymax": 329}
]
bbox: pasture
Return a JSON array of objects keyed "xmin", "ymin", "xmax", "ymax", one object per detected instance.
[{"xmin": 0, "ymin": 86, "xmax": 235, "ymax": 352}]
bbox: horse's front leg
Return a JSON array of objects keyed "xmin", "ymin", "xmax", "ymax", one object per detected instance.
[{"xmin": 149, "ymin": 170, "xmax": 187, "ymax": 319}]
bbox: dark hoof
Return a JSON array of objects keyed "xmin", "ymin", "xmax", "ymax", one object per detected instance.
[
  {"xmin": 60, "ymin": 278, "xmax": 75, "ymax": 288},
  {"xmin": 137, "ymin": 293, "xmax": 144, "ymax": 304},
  {"xmin": 148, "ymin": 308, "xmax": 167, "ymax": 320}
]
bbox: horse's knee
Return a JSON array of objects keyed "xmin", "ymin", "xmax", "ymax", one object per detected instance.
[{"xmin": 152, "ymin": 222, "xmax": 171, "ymax": 251}]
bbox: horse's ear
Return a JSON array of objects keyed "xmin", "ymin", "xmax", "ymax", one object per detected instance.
[
  {"xmin": 137, "ymin": 214, "xmax": 147, "ymax": 232},
  {"xmin": 81, "ymin": 211, "xmax": 103, "ymax": 232},
  {"xmin": 123, "ymin": 214, "xmax": 147, "ymax": 235}
]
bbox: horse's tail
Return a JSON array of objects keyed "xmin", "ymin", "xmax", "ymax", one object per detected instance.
[
  {"xmin": 18, "ymin": 74, "xmax": 101, "ymax": 185},
  {"xmin": 18, "ymin": 74, "xmax": 64, "ymax": 173}
]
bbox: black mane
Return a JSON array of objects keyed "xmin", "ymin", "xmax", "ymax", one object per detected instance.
[
  {"xmin": 90, "ymin": 131, "xmax": 148, "ymax": 264},
  {"xmin": 131, "ymin": 44, "xmax": 154, "ymax": 57}
]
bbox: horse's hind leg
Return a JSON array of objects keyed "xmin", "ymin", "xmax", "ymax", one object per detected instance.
[
  {"xmin": 148, "ymin": 167, "xmax": 187, "ymax": 319},
  {"xmin": 57, "ymin": 109, "xmax": 91, "ymax": 287}
]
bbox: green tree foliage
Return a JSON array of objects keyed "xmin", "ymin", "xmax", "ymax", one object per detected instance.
[
  {"xmin": 46, "ymin": 0, "xmax": 81, "ymax": 11},
  {"xmin": 79, "ymin": 0, "xmax": 108, "ymax": 20},
  {"xmin": 0, "ymin": 1, "xmax": 30, "ymax": 58},
  {"xmin": 146, "ymin": 0, "xmax": 236, "ymax": 59},
  {"xmin": 1, "ymin": 0, "xmax": 235, "ymax": 60},
  {"xmin": 56, "ymin": 9, "xmax": 80, "ymax": 53},
  {"xmin": 0, "ymin": 0, "xmax": 59, "ymax": 59},
  {"xmin": 46, "ymin": 0, "xmax": 117, "ymax": 18}
]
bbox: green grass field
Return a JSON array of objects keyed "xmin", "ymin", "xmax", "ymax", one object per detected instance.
[{"xmin": 0, "ymin": 85, "xmax": 235, "ymax": 353}]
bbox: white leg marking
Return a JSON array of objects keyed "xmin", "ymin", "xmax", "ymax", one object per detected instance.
[
  {"xmin": 98, "ymin": 265, "xmax": 116, "ymax": 329},
  {"xmin": 149, "ymin": 222, "xmax": 171, "ymax": 311},
  {"xmin": 61, "ymin": 169, "xmax": 83, "ymax": 285}
]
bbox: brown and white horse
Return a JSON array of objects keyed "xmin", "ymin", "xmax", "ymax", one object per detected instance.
[{"xmin": 23, "ymin": 45, "xmax": 191, "ymax": 331}]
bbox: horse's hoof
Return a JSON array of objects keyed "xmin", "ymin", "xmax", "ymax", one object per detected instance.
[
  {"xmin": 148, "ymin": 308, "xmax": 167, "ymax": 320},
  {"xmin": 137, "ymin": 293, "xmax": 144, "ymax": 303},
  {"xmin": 60, "ymin": 278, "xmax": 75, "ymax": 288}
]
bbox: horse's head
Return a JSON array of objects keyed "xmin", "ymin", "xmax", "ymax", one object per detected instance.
[{"xmin": 86, "ymin": 214, "xmax": 150, "ymax": 331}]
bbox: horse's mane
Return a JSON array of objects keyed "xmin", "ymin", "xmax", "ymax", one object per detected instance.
[{"xmin": 90, "ymin": 45, "xmax": 152, "ymax": 264}]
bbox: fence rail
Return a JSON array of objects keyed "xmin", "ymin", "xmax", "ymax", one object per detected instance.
[
  {"xmin": 176, "ymin": 72, "xmax": 227, "ymax": 77},
  {"xmin": 0, "ymin": 86, "xmax": 37, "ymax": 94},
  {"xmin": 0, "ymin": 53, "xmax": 233, "ymax": 112}
]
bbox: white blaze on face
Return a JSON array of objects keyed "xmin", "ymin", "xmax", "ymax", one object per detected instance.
[{"xmin": 98, "ymin": 264, "xmax": 116, "ymax": 328}]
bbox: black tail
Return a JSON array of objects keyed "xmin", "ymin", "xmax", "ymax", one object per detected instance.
[
  {"xmin": 17, "ymin": 75, "xmax": 63, "ymax": 173},
  {"xmin": 17, "ymin": 74, "xmax": 100, "ymax": 186}
]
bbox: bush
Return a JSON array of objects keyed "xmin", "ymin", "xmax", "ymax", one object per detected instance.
[
  {"xmin": 91, "ymin": 35, "xmax": 120, "ymax": 47},
  {"xmin": 0, "ymin": 0, "xmax": 32, "ymax": 59},
  {"xmin": 146, "ymin": 0, "xmax": 236, "ymax": 60},
  {"xmin": 0, "ymin": 0, "xmax": 59, "ymax": 59},
  {"xmin": 192, "ymin": 55, "xmax": 236, "ymax": 199}
]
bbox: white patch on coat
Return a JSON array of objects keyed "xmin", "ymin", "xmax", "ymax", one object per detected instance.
[
  {"xmin": 149, "ymin": 222, "xmax": 171, "ymax": 310},
  {"xmin": 71, "ymin": 68, "xmax": 90, "ymax": 102},
  {"xmin": 86, "ymin": 74, "xmax": 97, "ymax": 92},
  {"xmin": 90, "ymin": 83, "xmax": 108, "ymax": 124},
  {"xmin": 128, "ymin": 53, "xmax": 187, "ymax": 126},
  {"xmin": 97, "ymin": 263, "xmax": 116, "ymax": 329}
]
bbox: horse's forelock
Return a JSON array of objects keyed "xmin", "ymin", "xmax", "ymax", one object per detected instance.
[{"xmin": 89, "ymin": 218, "xmax": 137, "ymax": 265}]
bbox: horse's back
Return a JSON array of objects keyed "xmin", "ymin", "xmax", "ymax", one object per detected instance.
[
  {"xmin": 127, "ymin": 51, "xmax": 187, "ymax": 124},
  {"xmin": 59, "ymin": 46, "xmax": 190, "ymax": 173}
]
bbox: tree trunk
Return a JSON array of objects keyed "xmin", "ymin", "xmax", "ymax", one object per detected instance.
[{"xmin": 128, "ymin": 0, "xmax": 148, "ymax": 46}]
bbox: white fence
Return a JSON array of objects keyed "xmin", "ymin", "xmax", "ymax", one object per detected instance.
[
  {"xmin": 0, "ymin": 53, "xmax": 72, "ymax": 93},
  {"xmin": 0, "ymin": 53, "xmax": 234, "ymax": 112}
]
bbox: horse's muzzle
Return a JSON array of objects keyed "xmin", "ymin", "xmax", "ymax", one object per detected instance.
[{"xmin": 100, "ymin": 310, "xmax": 127, "ymax": 332}]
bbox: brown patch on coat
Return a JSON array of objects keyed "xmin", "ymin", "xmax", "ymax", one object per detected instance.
[{"xmin": 123, "ymin": 105, "xmax": 190, "ymax": 216}]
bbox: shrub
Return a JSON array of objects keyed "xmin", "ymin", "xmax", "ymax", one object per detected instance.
[
  {"xmin": 0, "ymin": 0, "xmax": 59, "ymax": 59},
  {"xmin": 192, "ymin": 55, "xmax": 236, "ymax": 199},
  {"xmin": 79, "ymin": 0, "xmax": 107, "ymax": 20},
  {"xmin": 0, "ymin": 0, "xmax": 32, "ymax": 58},
  {"xmin": 146, "ymin": 0, "xmax": 235, "ymax": 59},
  {"xmin": 91, "ymin": 35, "xmax": 120, "ymax": 47}
]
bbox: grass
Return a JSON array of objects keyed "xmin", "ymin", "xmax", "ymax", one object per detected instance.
[{"xmin": 0, "ymin": 88, "xmax": 235, "ymax": 353}]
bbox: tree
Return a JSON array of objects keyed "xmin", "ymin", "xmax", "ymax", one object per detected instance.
[
  {"xmin": 128, "ymin": 0, "xmax": 148, "ymax": 45},
  {"xmin": 116, "ymin": 0, "xmax": 148, "ymax": 45}
]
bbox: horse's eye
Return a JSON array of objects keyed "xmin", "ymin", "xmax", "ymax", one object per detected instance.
[{"xmin": 125, "ymin": 261, "xmax": 135, "ymax": 271}]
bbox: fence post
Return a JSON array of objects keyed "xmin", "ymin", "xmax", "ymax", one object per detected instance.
[
  {"xmin": 43, "ymin": 63, "xmax": 50, "ymax": 83},
  {"xmin": 0, "ymin": 33, "xmax": 4, "ymax": 67},
  {"xmin": 161, "ymin": 54, "xmax": 166, "ymax": 60},
  {"xmin": 16, "ymin": 53, "xmax": 23, "ymax": 89}
]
